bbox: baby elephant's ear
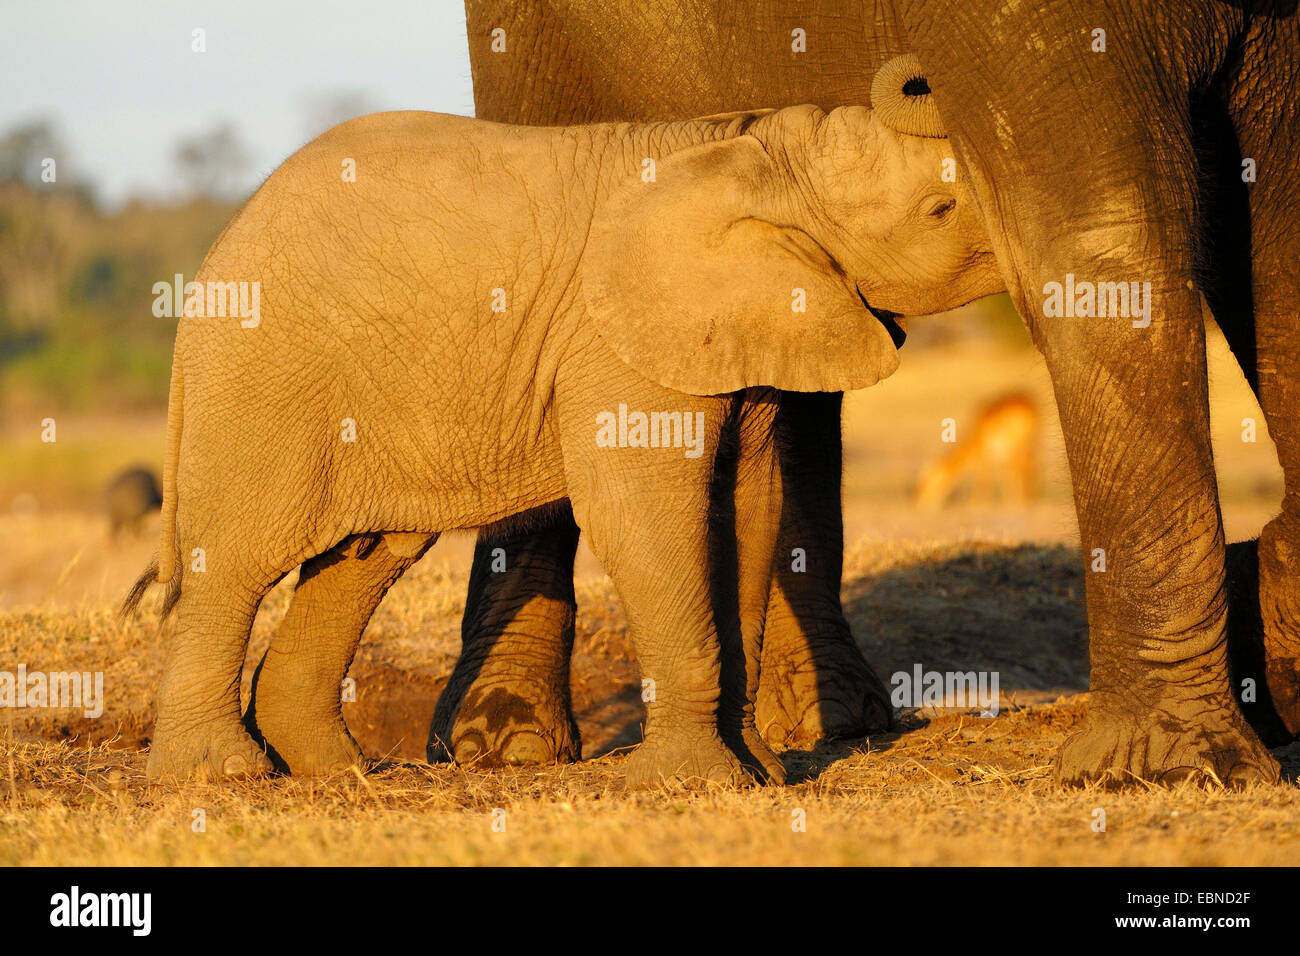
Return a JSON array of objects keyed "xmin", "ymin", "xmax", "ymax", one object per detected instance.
[{"xmin": 582, "ymin": 136, "xmax": 901, "ymax": 396}]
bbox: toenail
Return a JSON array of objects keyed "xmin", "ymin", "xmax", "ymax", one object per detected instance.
[{"xmin": 223, "ymin": 753, "xmax": 249, "ymax": 775}]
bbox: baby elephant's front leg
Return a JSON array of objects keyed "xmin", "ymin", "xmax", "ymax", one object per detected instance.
[
  {"xmin": 605, "ymin": 515, "xmax": 748, "ymax": 790},
  {"xmin": 714, "ymin": 392, "xmax": 786, "ymax": 784},
  {"xmin": 561, "ymin": 390, "xmax": 761, "ymax": 789}
]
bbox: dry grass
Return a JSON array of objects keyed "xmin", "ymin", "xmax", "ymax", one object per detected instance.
[
  {"xmin": 3, "ymin": 525, "xmax": 1298, "ymax": 866},
  {"xmin": 2, "ymin": 326, "xmax": 1297, "ymax": 866},
  {"xmin": 5, "ymin": 705, "xmax": 1300, "ymax": 866}
]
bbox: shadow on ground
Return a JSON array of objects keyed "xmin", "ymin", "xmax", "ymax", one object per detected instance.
[
  {"xmin": 569, "ymin": 542, "xmax": 1089, "ymax": 765},
  {"xmin": 845, "ymin": 541, "xmax": 1088, "ymax": 703}
]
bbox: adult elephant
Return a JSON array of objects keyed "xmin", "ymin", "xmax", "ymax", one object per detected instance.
[
  {"xmin": 440, "ymin": 0, "xmax": 1299, "ymax": 784},
  {"xmin": 898, "ymin": 0, "xmax": 1297, "ymax": 785}
]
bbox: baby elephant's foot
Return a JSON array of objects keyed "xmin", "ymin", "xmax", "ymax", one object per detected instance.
[
  {"xmin": 247, "ymin": 712, "xmax": 364, "ymax": 776},
  {"xmin": 428, "ymin": 683, "xmax": 581, "ymax": 768},
  {"xmin": 146, "ymin": 721, "xmax": 274, "ymax": 782},
  {"xmin": 624, "ymin": 732, "xmax": 751, "ymax": 790},
  {"xmin": 726, "ymin": 725, "xmax": 787, "ymax": 784},
  {"xmin": 1055, "ymin": 696, "xmax": 1280, "ymax": 789},
  {"xmin": 276, "ymin": 731, "xmax": 362, "ymax": 776}
]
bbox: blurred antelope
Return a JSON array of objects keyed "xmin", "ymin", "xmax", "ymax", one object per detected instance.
[{"xmin": 914, "ymin": 393, "xmax": 1037, "ymax": 509}]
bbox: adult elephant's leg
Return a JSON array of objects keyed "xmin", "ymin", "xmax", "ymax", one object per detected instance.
[
  {"xmin": 1192, "ymin": 82, "xmax": 1294, "ymax": 745},
  {"xmin": 1038, "ymin": 236, "xmax": 1276, "ymax": 786},
  {"xmin": 246, "ymin": 532, "xmax": 435, "ymax": 774},
  {"xmin": 756, "ymin": 391, "xmax": 893, "ymax": 748},
  {"xmin": 1235, "ymin": 62, "xmax": 1300, "ymax": 740},
  {"xmin": 711, "ymin": 391, "xmax": 787, "ymax": 783},
  {"xmin": 427, "ymin": 514, "xmax": 582, "ymax": 767},
  {"xmin": 900, "ymin": 15, "xmax": 1277, "ymax": 785},
  {"xmin": 1198, "ymin": 258, "xmax": 1289, "ymax": 742}
]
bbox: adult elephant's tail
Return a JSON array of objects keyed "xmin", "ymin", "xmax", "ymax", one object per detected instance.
[
  {"xmin": 120, "ymin": 359, "xmax": 184, "ymax": 619},
  {"xmin": 871, "ymin": 55, "xmax": 947, "ymax": 138}
]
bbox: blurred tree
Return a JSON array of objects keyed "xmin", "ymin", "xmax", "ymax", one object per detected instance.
[
  {"xmin": 0, "ymin": 120, "xmax": 67, "ymax": 188},
  {"xmin": 173, "ymin": 123, "xmax": 250, "ymax": 199}
]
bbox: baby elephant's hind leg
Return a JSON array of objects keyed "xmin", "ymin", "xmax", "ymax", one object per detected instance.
[
  {"xmin": 246, "ymin": 531, "xmax": 435, "ymax": 774},
  {"xmin": 148, "ymin": 562, "xmax": 278, "ymax": 781}
]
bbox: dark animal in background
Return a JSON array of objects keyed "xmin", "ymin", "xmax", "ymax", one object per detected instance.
[{"xmin": 104, "ymin": 466, "xmax": 162, "ymax": 540}]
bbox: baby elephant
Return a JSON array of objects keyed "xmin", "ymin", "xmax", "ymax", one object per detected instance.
[
  {"xmin": 104, "ymin": 466, "xmax": 162, "ymax": 540},
  {"xmin": 128, "ymin": 57, "xmax": 1001, "ymax": 786}
]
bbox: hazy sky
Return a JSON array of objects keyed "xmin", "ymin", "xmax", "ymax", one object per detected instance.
[{"xmin": 1, "ymin": 0, "xmax": 475, "ymax": 205}]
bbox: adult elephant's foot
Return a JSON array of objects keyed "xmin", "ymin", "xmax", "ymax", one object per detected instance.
[
  {"xmin": 1056, "ymin": 695, "xmax": 1280, "ymax": 789},
  {"xmin": 433, "ymin": 518, "xmax": 582, "ymax": 768},
  {"xmin": 757, "ymin": 633, "xmax": 894, "ymax": 749},
  {"xmin": 1262, "ymin": 658, "xmax": 1300, "ymax": 740},
  {"xmin": 427, "ymin": 679, "xmax": 581, "ymax": 768},
  {"xmin": 624, "ymin": 732, "xmax": 749, "ymax": 790},
  {"xmin": 146, "ymin": 720, "xmax": 274, "ymax": 782},
  {"xmin": 1258, "ymin": 517, "xmax": 1300, "ymax": 740}
]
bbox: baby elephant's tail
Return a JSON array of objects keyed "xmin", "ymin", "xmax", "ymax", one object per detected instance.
[
  {"xmin": 119, "ymin": 558, "xmax": 182, "ymax": 620},
  {"xmin": 120, "ymin": 359, "xmax": 185, "ymax": 620}
]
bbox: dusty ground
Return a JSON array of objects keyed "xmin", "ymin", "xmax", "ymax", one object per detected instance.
[{"xmin": 2, "ymin": 324, "xmax": 1298, "ymax": 865}]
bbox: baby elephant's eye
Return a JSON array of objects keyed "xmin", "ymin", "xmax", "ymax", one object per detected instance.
[{"xmin": 928, "ymin": 198, "xmax": 957, "ymax": 220}]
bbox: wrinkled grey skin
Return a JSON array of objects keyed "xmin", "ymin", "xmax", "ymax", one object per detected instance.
[
  {"xmin": 433, "ymin": 0, "xmax": 1300, "ymax": 784},
  {"xmin": 257, "ymin": 0, "xmax": 1300, "ymax": 787},
  {"xmin": 425, "ymin": 388, "xmax": 864, "ymax": 766},
  {"xmin": 104, "ymin": 466, "xmax": 162, "ymax": 540},
  {"xmin": 898, "ymin": 0, "xmax": 1299, "ymax": 786},
  {"xmin": 437, "ymin": 3, "xmax": 914, "ymax": 765},
  {"xmin": 136, "ymin": 104, "xmax": 1000, "ymax": 786}
]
